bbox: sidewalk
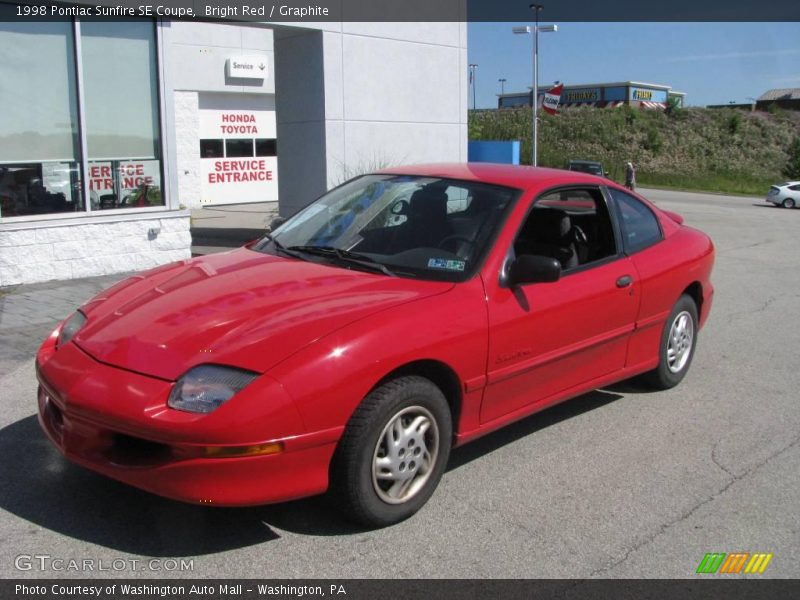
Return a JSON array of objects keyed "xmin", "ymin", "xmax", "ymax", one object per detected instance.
[
  {"xmin": 0, "ymin": 202, "xmax": 280, "ymax": 374},
  {"xmin": 190, "ymin": 201, "xmax": 278, "ymax": 255},
  {"xmin": 0, "ymin": 273, "xmax": 129, "ymax": 375}
]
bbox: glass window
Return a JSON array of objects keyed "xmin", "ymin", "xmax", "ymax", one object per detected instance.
[
  {"xmin": 0, "ymin": 20, "xmax": 83, "ymax": 217},
  {"xmin": 516, "ymin": 188, "xmax": 617, "ymax": 270},
  {"xmin": 87, "ymin": 160, "xmax": 162, "ymax": 210},
  {"xmin": 256, "ymin": 175, "xmax": 517, "ymax": 282},
  {"xmin": 255, "ymin": 139, "xmax": 277, "ymax": 157},
  {"xmin": 81, "ymin": 20, "xmax": 163, "ymax": 210},
  {"xmin": 200, "ymin": 139, "xmax": 224, "ymax": 158},
  {"xmin": 609, "ymin": 188, "xmax": 663, "ymax": 253},
  {"xmin": 226, "ymin": 139, "xmax": 254, "ymax": 158}
]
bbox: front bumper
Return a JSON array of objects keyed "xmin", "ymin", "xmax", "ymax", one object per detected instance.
[{"xmin": 36, "ymin": 340, "xmax": 340, "ymax": 506}]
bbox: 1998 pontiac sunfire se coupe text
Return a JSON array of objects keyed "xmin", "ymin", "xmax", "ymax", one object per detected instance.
[{"xmin": 36, "ymin": 164, "xmax": 714, "ymax": 527}]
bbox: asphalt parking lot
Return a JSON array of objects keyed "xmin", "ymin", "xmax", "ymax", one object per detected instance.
[{"xmin": 0, "ymin": 188, "xmax": 798, "ymax": 579}]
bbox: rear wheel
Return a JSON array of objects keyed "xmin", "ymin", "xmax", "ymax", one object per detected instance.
[
  {"xmin": 782, "ymin": 198, "xmax": 796, "ymax": 209},
  {"xmin": 330, "ymin": 376, "xmax": 452, "ymax": 527},
  {"xmin": 644, "ymin": 294, "xmax": 698, "ymax": 390}
]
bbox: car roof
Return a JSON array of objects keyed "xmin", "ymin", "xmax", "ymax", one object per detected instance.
[
  {"xmin": 568, "ymin": 159, "xmax": 602, "ymax": 165},
  {"xmin": 377, "ymin": 162, "xmax": 608, "ymax": 191}
]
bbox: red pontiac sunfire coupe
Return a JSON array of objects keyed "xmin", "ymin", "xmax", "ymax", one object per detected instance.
[{"xmin": 37, "ymin": 164, "xmax": 714, "ymax": 527}]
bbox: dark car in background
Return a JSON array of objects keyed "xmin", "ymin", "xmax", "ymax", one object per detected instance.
[{"xmin": 567, "ymin": 160, "xmax": 608, "ymax": 178}]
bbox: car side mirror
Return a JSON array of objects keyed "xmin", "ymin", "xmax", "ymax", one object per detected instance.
[
  {"xmin": 269, "ymin": 216, "xmax": 287, "ymax": 232},
  {"xmin": 506, "ymin": 254, "xmax": 561, "ymax": 287}
]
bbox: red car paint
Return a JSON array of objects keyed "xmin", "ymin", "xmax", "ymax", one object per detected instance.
[{"xmin": 36, "ymin": 164, "xmax": 714, "ymax": 506}]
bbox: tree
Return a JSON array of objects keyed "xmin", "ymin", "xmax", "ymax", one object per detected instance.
[
  {"xmin": 783, "ymin": 137, "xmax": 800, "ymax": 180},
  {"xmin": 665, "ymin": 96, "xmax": 682, "ymax": 117}
]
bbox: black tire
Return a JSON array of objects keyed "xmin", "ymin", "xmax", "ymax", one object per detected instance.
[
  {"xmin": 329, "ymin": 376, "xmax": 452, "ymax": 527},
  {"xmin": 643, "ymin": 294, "xmax": 698, "ymax": 390},
  {"xmin": 782, "ymin": 198, "xmax": 795, "ymax": 209}
]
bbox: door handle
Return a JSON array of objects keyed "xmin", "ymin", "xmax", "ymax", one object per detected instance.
[{"xmin": 616, "ymin": 275, "xmax": 633, "ymax": 288}]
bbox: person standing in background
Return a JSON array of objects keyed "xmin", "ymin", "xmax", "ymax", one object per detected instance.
[{"xmin": 625, "ymin": 161, "xmax": 636, "ymax": 191}]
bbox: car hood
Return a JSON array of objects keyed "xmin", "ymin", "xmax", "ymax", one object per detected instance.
[{"xmin": 74, "ymin": 249, "xmax": 453, "ymax": 380}]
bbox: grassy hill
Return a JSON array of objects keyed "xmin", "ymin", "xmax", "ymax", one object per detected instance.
[{"xmin": 469, "ymin": 105, "xmax": 800, "ymax": 195}]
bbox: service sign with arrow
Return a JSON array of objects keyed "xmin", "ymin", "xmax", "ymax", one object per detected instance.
[
  {"xmin": 226, "ymin": 56, "xmax": 268, "ymax": 80},
  {"xmin": 542, "ymin": 83, "xmax": 563, "ymax": 115}
]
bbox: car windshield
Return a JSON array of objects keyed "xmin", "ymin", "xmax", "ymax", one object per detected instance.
[{"xmin": 253, "ymin": 174, "xmax": 518, "ymax": 281}]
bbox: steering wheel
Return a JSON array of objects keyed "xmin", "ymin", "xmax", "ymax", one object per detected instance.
[
  {"xmin": 437, "ymin": 235, "xmax": 475, "ymax": 259},
  {"xmin": 572, "ymin": 225, "xmax": 588, "ymax": 245}
]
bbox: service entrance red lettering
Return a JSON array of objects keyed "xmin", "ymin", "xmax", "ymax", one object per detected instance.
[{"xmin": 208, "ymin": 159, "xmax": 273, "ymax": 184}]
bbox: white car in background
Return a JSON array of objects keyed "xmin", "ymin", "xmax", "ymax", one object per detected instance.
[{"xmin": 767, "ymin": 181, "xmax": 800, "ymax": 208}]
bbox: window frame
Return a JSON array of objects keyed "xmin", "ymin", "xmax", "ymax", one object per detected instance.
[
  {"xmin": 604, "ymin": 186, "xmax": 664, "ymax": 256},
  {"xmin": 0, "ymin": 16, "xmax": 169, "ymax": 224},
  {"xmin": 502, "ymin": 183, "xmax": 625, "ymax": 282}
]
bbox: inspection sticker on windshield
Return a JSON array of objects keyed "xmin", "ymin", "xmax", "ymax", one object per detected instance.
[{"xmin": 428, "ymin": 258, "xmax": 466, "ymax": 271}]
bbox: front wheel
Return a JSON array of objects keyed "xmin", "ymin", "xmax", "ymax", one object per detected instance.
[
  {"xmin": 643, "ymin": 294, "xmax": 698, "ymax": 390},
  {"xmin": 330, "ymin": 376, "xmax": 452, "ymax": 527},
  {"xmin": 782, "ymin": 198, "xmax": 796, "ymax": 209}
]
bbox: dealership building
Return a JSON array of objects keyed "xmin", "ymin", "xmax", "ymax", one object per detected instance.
[
  {"xmin": 498, "ymin": 81, "xmax": 686, "ymax": 110},
  {"xmin": 0, "ymin": 9, "xmax": 467, "ymax": 285}
]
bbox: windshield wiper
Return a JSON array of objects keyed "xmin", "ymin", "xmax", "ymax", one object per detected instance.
[
  {"xmin": 263, "ymin": 234, "xmax": 306, "ymax": 261},
  {"xmin": 286, "ymin": 245, "xmax": 397, "ymax": 277}
]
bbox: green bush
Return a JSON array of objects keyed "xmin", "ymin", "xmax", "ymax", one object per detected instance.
[
  {"xmin": 783, "ymin": 137, "xmax": 800, "ymax": 179},
  {"xmin": 645, "ymin": 127, "xmax": 663, "ymax": 153},
  {"xmin": 728, "ymin": 112, "xmax": 742, "ymax": 135},
  {"xmin": 469, "ymin": 106, "xmax": 800, "ymax": 194}
]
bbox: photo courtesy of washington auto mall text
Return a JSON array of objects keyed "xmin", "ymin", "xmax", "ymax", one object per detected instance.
[{"xmin": 13, "ymin": 583, "xmax": 347, "ymax": 598}]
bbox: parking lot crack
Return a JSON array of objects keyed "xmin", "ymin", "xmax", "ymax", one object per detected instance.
[
  {"xmin": 586, "ymin": 433, "xmax": 800, "ymax": 578},
  {"xmin": 710, "ymin": 443, "xmax": 736, "ymax": 478},
  {"xmin": 724, "ymin": 295, "xmax": 777, "ymax": 324}
]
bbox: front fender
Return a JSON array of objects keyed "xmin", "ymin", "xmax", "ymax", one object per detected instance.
[{"xmin": 266, "ymin": 277, "xmax": 489, "ymax": 437}]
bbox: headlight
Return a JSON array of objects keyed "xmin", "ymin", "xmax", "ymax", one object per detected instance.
[
  {"xmin": 57, "ymin": 311, "xmax": 87, "ymax": 348},
  {"xmin": 167, "ymin": 365, "xmax": 258, "ymax": 414}
]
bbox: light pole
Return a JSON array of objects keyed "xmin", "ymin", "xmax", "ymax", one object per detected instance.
[
  {"xmin": 498, "ymin": 78, "xmax": 507, "ymax": 94},
  {"xmin": 513, "ymin": 5, "xmax": 557, "ymax": 166},
  {"xmin": 469, "ymin": 63, "xmax": 478, "ymax": 109}
]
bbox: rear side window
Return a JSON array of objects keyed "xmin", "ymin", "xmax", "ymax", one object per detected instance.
[
  {"xmin": 789, "ymin": 184, "xmax": 800, "ymax": 192},
  {"xmin": 609, "ymin": 188, "xmax": 663, "ymax": 254}
]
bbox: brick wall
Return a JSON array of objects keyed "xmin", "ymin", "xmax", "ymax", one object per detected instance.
[{"xmin": 0, "ymin": 214, "xmax": 191, "ymax": 287}]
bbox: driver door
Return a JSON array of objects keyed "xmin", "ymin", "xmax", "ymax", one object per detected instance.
[{"xmin": 480, "ymin": 187, "xmax": 639, "ymax": 424}]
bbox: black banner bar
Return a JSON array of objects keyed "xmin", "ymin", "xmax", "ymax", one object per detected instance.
[
  {"xmin": 5, "ymin": 0, "xmax": 800, "ymax": 22},
  {"xmin": 5, "ymin": 579, "xmax": 800, "ymax": 600}
]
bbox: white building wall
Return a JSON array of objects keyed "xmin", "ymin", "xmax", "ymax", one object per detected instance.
[
  {"xmin": 274, "ymin": 22, "xmax": 468, "ymax": 216},
  {"xmin": 162, "ymin": 21, "xmax": 276, "ymax": 210},
  {"xmin": 0, "ymin": 215, "xmax": 190, "ymax": 287},
  {"xmin": 174, "ymin": 91, "xmax": 201, "ymax": 208}
]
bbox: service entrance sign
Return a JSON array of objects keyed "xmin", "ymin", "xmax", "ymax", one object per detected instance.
[
  {"xmin": 225, "ymin": 56, "xmax": 268, "ymax": 80},
  {"xmin": 199, "ymin": 103, "xmax": 278, "ymax": 205}
]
